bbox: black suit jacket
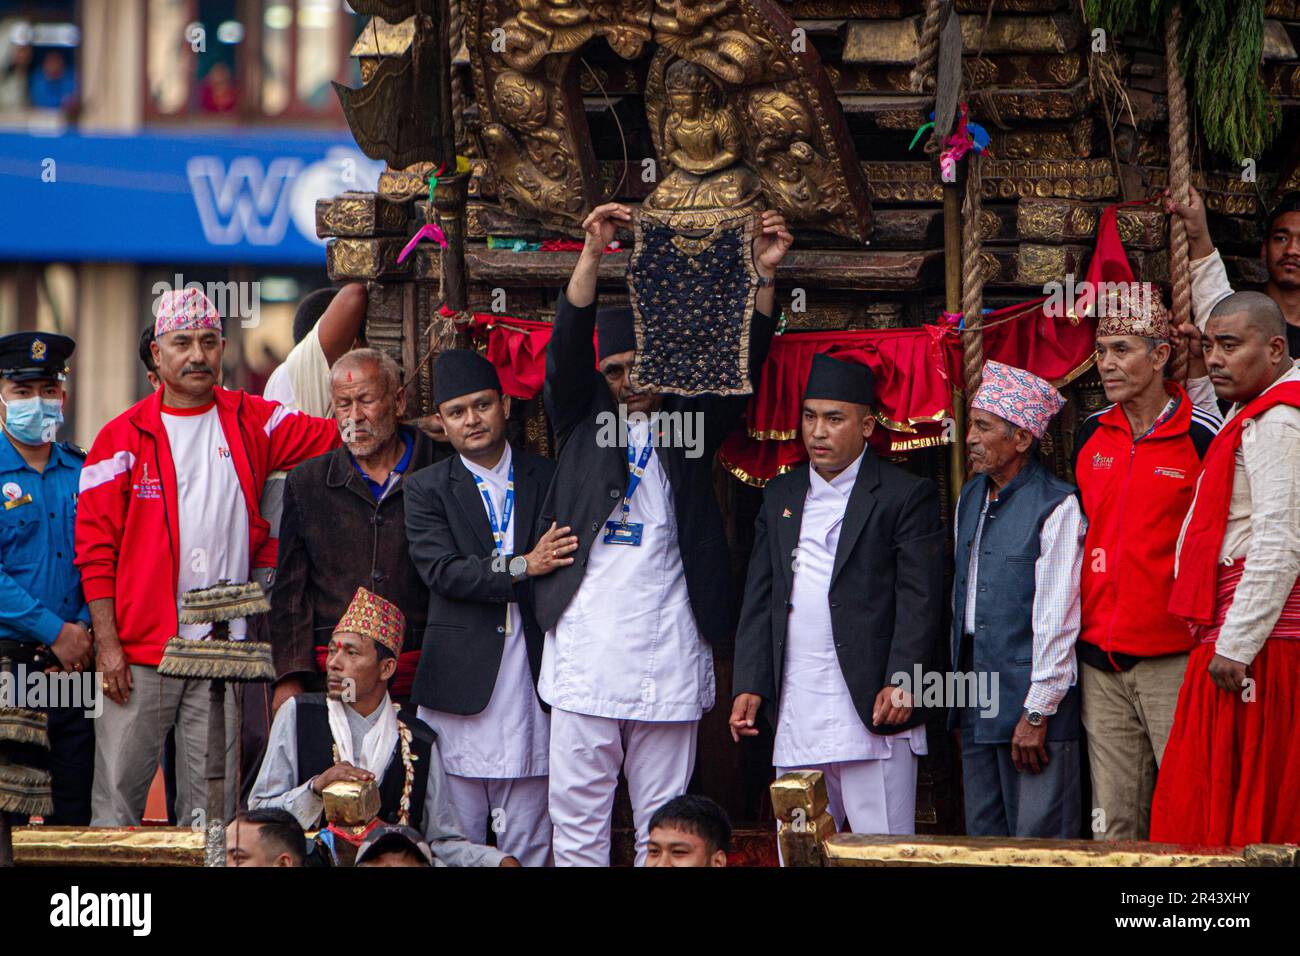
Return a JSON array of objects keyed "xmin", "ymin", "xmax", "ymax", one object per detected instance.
[
  {"xmin": 732, "ymin": 451, "xmax": 946, "ymax": 734},
  {"xmin": 404, "ymin": 446, "xmax": 555, "ymax": 715},
  {"xmin": 532, "ymin": 290, "xmax": 778, "ymax": 644}
]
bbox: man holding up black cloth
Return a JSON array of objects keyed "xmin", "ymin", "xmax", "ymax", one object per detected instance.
[
  {"xmin": 537, "ymin": 201, "xmax": 792, "ymax": 866},
  {"xmin": 404, "ymin": 348, "xmax": 574, "ymax": 867}
]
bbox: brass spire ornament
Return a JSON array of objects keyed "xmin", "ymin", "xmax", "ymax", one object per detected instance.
[
  {"xmin": 156, "ymin": 581, "xmax": 274, "ymax": 867},
  {"xmin": 0, "ymin": 639, "xmax": 57, "ymax": 867}
]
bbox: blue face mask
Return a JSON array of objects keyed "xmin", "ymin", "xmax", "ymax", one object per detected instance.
[{"xmin": 1, "ymin": 394, "xmax": 64, "ymax": 445}]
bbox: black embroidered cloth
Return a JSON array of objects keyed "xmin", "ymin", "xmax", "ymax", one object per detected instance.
[{"xmin": 626, "ymin": 207, "xmax": 758, "ymax": 397}]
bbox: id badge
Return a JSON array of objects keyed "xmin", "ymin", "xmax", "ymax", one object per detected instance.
[{"xmin": 604, "ymin": 520, "xmax": 644, "ymax": 546}]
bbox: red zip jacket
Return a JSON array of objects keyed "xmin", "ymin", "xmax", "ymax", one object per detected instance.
[
  {"xmin": 1074, "ymin": 382, "xmax": 1219, "ymax": 662},
  {"xmin": 75, "ymin": 387, "xmax": 340, "ymax": 667}
]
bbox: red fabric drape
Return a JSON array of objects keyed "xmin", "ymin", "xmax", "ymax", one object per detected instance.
[{"xmin": 745, "ymin": 327, "xmax": 951, "ymax": 439}]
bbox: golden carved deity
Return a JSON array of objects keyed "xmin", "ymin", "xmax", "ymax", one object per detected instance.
[{"xmin": 645, "ymin": 59, "xmax": 760, "ymax": 211}]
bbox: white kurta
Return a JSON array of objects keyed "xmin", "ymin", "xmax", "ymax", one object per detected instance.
[
  {"xmin": 773, "ymin": 451, "xmax": 926, "ymax": 766},
  {"xmin": 539, "ymin": 417, "xmax": 715, "ymax": 722},
  {"xmin": 417, "ymin": 444, "xmax": 550, "ymax": 778}
]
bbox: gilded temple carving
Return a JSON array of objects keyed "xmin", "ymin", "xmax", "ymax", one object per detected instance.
[{"xmin": 464, "ymin": 0, "xmax": 872, "ymax": 240}]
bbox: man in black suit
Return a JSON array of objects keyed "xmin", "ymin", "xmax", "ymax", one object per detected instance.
[
  {"xmin": 731, "ymin": 354, "xmax": 945, "ymax": 835},
  {"xmin": 404, "ymin": 349, "xmax": 576, "ymax": 867},
  {"xmin": 535, "ymin": 201, "xmax": 793, "ymax": 866}
]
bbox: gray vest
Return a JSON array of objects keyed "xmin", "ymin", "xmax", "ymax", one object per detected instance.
[{"xmin": 950, "ymin": 457, "xmax": 1081, "ymax": 744}]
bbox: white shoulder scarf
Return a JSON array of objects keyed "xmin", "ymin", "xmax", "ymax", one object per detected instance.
[{"xmin": 325, "ymin": 694, "xmax": 400, "ymax": 776}]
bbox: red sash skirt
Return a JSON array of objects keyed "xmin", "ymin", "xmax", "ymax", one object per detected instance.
[{"xmin": 1149, "ymin": 563, "xmax": 1300, "ymax": 846}]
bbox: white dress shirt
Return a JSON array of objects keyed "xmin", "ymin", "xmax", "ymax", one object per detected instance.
[
  {"xmin": 539, "ymin": 417, "xmax": 715, "ymax": 721},
  {"xmin": 960, "ymin": 483, "xmax": 1083, "ymax": 715},
  {"xmin": 418, "ymin": 444, "xmax": 549, "ymax": 778},
  {"xmin": 774, "ymin": 451, "xmax": 925, "ymax": 766}
]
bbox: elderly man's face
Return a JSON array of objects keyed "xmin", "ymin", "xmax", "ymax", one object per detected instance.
[
  {"xmin": 332, "ymin": 360, "xmax": 404, "ymax": 457},
  {"xmin": 1095, "ymin": 335, "xmax": 1168, "ymax": 405},
  {"xmin": 966, "ymin": 408, "xmax": 1031, "ymax": 477},
  {"xmin": 152, "ymin": 329, "xmax": 222, "ymax": 401}
]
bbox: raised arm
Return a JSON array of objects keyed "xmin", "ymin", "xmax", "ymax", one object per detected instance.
[
  {"xmin": 1167, "ymin": 186, "xmax": 1234, "ymax": 331},
  {"xmin": 545, "ymin": 203, "xmax": 630, "ymax": 436}
]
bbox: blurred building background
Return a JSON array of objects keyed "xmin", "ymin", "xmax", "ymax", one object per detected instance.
[{"xmin": 0, "ymin": 0, "xmax": 381, "ymax": 446}]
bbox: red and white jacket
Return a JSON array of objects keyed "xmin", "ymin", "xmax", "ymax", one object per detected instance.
[
  {"xmin": 1073, "ymin": 382, "xmax": 1220, "ymax": 663},
  {"xmin": 75, "ymin": 387, "xmax": 339, "ymax": 667}
]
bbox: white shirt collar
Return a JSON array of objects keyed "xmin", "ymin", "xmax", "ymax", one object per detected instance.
[
  {"xmin": 809, "ymin": 447, "xmax": 865, "ymax": 500},
  {"xmin": 461, "ymin": 442, "xmax": 512, "ymax": 490}
]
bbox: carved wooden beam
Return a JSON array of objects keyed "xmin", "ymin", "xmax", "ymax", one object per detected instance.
[
  {"xmin": 1017, "ymin": 198, "xmax": 1168, "ymax": 250},
  {"xmin": 462, "ymin": 247, "xmax": 942, "ymax": 290},
  {"xmin": 841, "ymin": 14, "xmax": 1081, "ymax": 65}
]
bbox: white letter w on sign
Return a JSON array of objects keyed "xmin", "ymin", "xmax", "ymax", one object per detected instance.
[{"xmin": 186, "ymin": 156, "xmax": 303, "ymax": 245}]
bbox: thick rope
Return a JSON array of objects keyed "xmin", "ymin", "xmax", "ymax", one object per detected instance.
[
  {"xmin": 961, "ymin": 153, "xmax": 986, "ymax": 399},
  {"xmin": 448, "ymin": 0, "xmax": 466, "ymax": 155},
  {"xmin": 1165, "ymin": 4, "xmax": 1192, "ymax": 341},
  {"xmin": 910, "ymin": 0, "xmax": 943, "ymax": 94}
]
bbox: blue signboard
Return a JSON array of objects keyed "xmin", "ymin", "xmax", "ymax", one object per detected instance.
[{"xmin": 0, "ymin": 127, "xmax": 386, "ymax": 265}]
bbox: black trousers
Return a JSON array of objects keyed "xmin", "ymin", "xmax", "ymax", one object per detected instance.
[{"xmin": 39, "ymin": 702, "xmax": 95, "ymax": 825}]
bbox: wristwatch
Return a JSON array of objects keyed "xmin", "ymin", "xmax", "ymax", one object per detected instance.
[
  {"xmin": 508, "ymin": 555, "xmax": 529, "ymax": 582},
  {"xmin": 755, "ymin": 273, "xmax": 775, "ymax": 288},
  {"xmin": 1023, "ymin": 708, "xmax": 1044, "ymax": 727}
]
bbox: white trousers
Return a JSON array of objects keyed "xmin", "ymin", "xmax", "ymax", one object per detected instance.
[
  {"xmin": 445, "ymin": 773, "xmax": 553, "ymax": 868},
  {"xmin": 776, "ymin": 751, "xmax": 919, "ymax": 837},
  {"xmin": 547, "ymin": 709, "xmax": 698, "ymax": 867}
]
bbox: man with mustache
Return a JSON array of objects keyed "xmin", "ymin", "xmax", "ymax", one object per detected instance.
[
  {"xmin": 537, "ymin": 202, "xmax": 792, "ymax": 865},
  {"xmin": 76, "ymin": 289, "xmax": 340, "ymax": 826},
  {"xmin": 1152, "ymin": 291, "xmax": 1300, "ymax": 845},
  {"xmin": 1168, "ymin": 189, "xmax": 1300, "ymax": 361},
  {"xmin": 269, "ymin": 348, "xmax": 447, "ymax": 716},
  {"xmin": 249, "ymin": 586, "xmax": 514, "ymax": 865},
  {"xmin": 1073, "ymin": 293, "xmax": 1221, "ymax": 840},
  {"xmin": 952, "ymin": 361, "xmax": 1084, "ymax": 838}
]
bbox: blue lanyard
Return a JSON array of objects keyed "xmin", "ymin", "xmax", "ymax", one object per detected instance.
[
  {"xmin": 619, "ymin": 429, "xmax": 654, "ymax": 524},
  {"xmin": 472, "ymin": 463, "xmax": 514, "ymax": 556}
]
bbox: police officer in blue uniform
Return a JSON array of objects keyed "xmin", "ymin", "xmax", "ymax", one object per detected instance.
[{"xmin": 0, "ymin": 331, "xmax": 95, "ymax": 824}]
